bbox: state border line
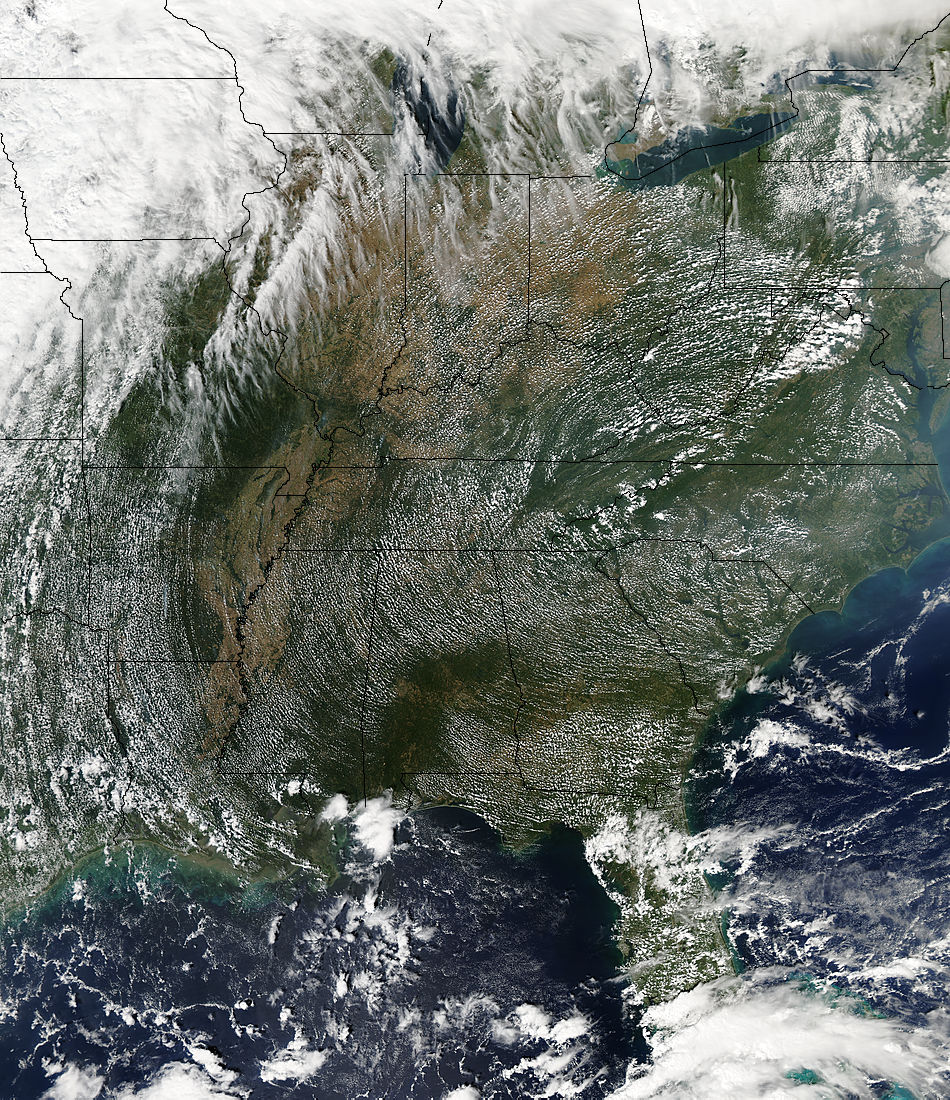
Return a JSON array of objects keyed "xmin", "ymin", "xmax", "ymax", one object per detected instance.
[
  {"xmin": 357, "ymin": 555, "xmax": 383, "ymax": 804},
  {"xmin": 604, "ymin": 8, "xmax": 950, "ymax": 182},
  {"xmin": 406, "ymin": 167, "xmax": 950, "ymax": 361},
  {"xmin": 716, "ymin": 157, "xmax": 950, "ymax": 380},
  {"xmin": 10, "ymin": 1, "xmax": 950, "ymax": 799},
  {"xmin": 105, "ymin": 541, "xmax": 815, "ymax": 667},
  {"xmin": 268, "ymin": 459, "xmax": 938, "ymax": 468},
  {"xmin": 757, "ymin": 154, "xmax": 950, "ymax": 165},
  {"xmin": 33, "ymin": 237, "xmax": 220, "ymax": 243},
  {"xmin": 86, "ymin": 458, "xmax": 940, "ymax": 470},
  {"xmin": 191, "ymin": 763, "xmax": 679, "ymax": 810},
  {"xmin": 206, "ymin": 769, "xmax": 680, "ymax": 809},
  {"xmin": 0, "ymin": 76, "xmax": 232, "ymax": 81}
]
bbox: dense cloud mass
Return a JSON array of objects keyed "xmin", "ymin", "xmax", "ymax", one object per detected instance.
[{"xmin": 2, "ymin": 1, "xmax": 950, "ymax": 1097}]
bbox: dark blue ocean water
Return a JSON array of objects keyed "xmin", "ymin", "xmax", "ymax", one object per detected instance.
[
  {"xmin": 688, "ymin": 525, "xmax": 950, "ymax": 1030},
  {"xmin": 0, "ymin": 808, "xmax": 644, "ymax": 1099}
]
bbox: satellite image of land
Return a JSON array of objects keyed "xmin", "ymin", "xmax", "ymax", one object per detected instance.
[{"xmin": 0, "ymin": 0, "xmax": 949, "ymax": 1096}]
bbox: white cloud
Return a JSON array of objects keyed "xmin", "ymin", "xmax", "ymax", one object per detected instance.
[
  {"xmin": 259, "ymin": 1035, "xmax": 327, "ymax": 1083},
  {"xmin": 319, "ymin": 793, "xmax": 349, "ymax": 823},
  {"xmin": 609, "ymin": 973, "xmax": 950, "ymax": 1099},
  {"xmin": 113, "ymin": 1063, "xmax": 246, "ymax": 1100},
  {"xmin": 41, "ymin": 1065, "xmax": 104, "ymax": 1100},
  {"xmin": 353, "ymin": 794, "xmax": 404, "ymax": 861}
]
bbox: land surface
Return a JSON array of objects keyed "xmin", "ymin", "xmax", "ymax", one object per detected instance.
[{"xmin": 3, "ymin": 21, "xmax": 950, "ymax": 1003}]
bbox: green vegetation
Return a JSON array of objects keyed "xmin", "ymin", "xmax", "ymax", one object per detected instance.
[
  {"xmin": 6, "ymin": 40, "xmax": 950, "ymax": 1009},
  {"xmin": 104, "ymin": 263, "xmax": 231, "ymax": 466}
]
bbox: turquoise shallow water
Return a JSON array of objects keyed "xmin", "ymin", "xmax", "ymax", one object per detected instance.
[
  {"xmin": 605, "ymin": 110, "xmax": 796, "ymax": 187},
  {"xmin": 685, "ymin": 396, "xmax": 950, "ymax": 1098},
  {"xmin": 0, "ymin": 809, "xmax": 644, "ymax": 1098}
]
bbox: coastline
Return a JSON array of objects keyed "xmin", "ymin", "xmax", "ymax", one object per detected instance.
[
  {"xmin": 0, "ymin": 834, "xmax": 316, "ymax": 930},
  {"xmin": 681, "ymin": 360, "xmax": 950, "ymax": 990}
]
